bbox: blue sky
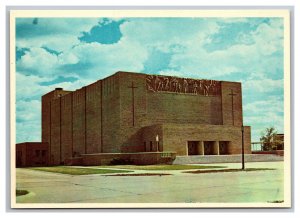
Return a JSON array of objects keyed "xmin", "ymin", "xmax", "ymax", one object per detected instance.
[{"xmin": 15, "ymin": 17, "xmax": 284, "ymax": 143}]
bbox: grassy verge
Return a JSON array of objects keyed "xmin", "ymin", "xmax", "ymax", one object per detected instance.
[
  {"xmin": 97, "ymin": 164, "xmax": 226, "ymax": 171},
  {"xmin": 183, "ymin": 168, "xmax": 275, "ymax": 174},
  {"xmin": 30, "ymin": 166, "xmax": 132, "ymax": 175},
  {"xmin": 16, "ymin": 189, "xmax": 29, "ymax": 196}
]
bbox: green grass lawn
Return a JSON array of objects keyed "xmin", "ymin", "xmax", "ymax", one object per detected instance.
[
  {"xmin": 30, "ymin": 166, "xmax": 133, "ymax": 175},
  {"xmin": 97, "ymin": 164, "xmax": 226, "ymax": 171}
]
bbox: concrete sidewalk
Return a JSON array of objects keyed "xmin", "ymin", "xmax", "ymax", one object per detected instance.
[{"xmin": 15, "ymin": 162, "xmax": 284, "ymax": 204}]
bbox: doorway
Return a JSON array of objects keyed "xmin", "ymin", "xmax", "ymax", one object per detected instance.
[
  {"xmin": 204, "ymin": 141, "xmax": 214, "ymax": 155},
  {"xmin": 187, "ymin": 141, "xmax": 200, "ymax": 155},
  {"xmin": 219, "ymin": 141, "xmax": 229, "ymax": 155}
]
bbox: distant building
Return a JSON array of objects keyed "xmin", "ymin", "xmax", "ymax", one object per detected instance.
[
  {"xmin": 273, "ymin": 133, "xmax": 284, "ymax": 150},
  {"xmin": 40, "ymin": 71, "xmax": 251, "ymax": 165}
]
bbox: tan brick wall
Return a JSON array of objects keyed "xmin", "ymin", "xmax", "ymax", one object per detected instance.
[
  {"xmin": 61, "ymin": 94, "xmax": 72, "ymax": 162},
  {"xmin": 118, "ymin": 72, "xmax": 225, "ymax": 152},
  {"xmin": 243, "ymin": 126, "xmax": 251, "ymax": 154},
  {"xmin": 50, "ymin": 98, "xmax": 61, "ymax": 165},
  {"xmin": 73, "ymin": 88, "xmax": 86, "ymax": 156},
  {"xmin": 16, "ymin": 142, "xmax": 49, "ymax": 167},
  {"xmin": 42, "ymin": 89, "xmax": 71, "ymax": 164},
  {"xmin": 86, "ymin": 81, "xmax": 102, "ymax": 154},
  {"xmin": 41, "ymin": 94, "xmax": 51, "ymax": 143},
  {"xmin": 41, "ymin": 71, "xmax": 250, "ymax": 165},
  {"xmin": 147, "ymin": 93, "xmax": 222, "ymax": 125},
  {"xmin": 25, "ymin": 142, "xmax": 49, "ymax": 166},
  {"xmin": 221, "ymin": 82, "xmax": 243, "ymax": 126},
  {"xmin": 16, "ymin": 143, "xmax": 26, "ymax": 167},
  {"xmin": 141, "ymin": 124, "xmax": 163, "ymax": 152},
  {"xmin": 102, "ymin": 75, "xmax": 121, "ymax": 153},
  {"xmin": 119, "ymin": 73, "xmax": 147, "ymax": 150},
  {"xmin": 141, "ymin": 124, "xmax": 251, "ymax": 156}
]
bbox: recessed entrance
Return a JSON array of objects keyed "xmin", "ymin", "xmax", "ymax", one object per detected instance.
[
  {"xmin": 204, "ymin": 141, "xmax": 214, "ymax": 155},
  {"xmin": 187, "ymin": 141, "xmax": 200, "ymax": 155},
  {"xmin": 219, "ymin": 141, "xmax": 229, "ymax": 155}
]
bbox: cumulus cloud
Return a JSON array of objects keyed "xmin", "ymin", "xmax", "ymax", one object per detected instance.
[
  {"xmin": 244, "ymin": 78, "xmax": 283, "ymax": 93},
  {"xmin": 16, "ymin": 18, "xmax": 101, "ymax": 51},
  {"xmin": 16, "ymin": 99, "xmax": 41, "ymax": 142},
  {"xmin": 17, "ymin": 47, "xmax": 60, "ymax": 76},
  {"xmin": 14, "ymin": 17, "xmax": 285, "ymax": 143}
]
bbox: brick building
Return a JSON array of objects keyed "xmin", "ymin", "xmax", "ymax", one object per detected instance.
[
  {"xmin": 42, "ymin": 71, "xmax": 251, "ymax": 165},
  {"xmin": 16, "ymin": 142, "xmax": 49, "ymax": 167}
]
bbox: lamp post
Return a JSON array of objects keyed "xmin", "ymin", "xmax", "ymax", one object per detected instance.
[
  {"xmin": 156, "ymin": 135, "xmax": 159, "ymax": 152},
  {"xmin": 241, "ymin": 126, "xmax": 245, "ymax": 170}
]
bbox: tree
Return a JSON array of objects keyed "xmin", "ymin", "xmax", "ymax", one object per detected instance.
[{"xmin": 260, "ymin": 127, "xmax": 279, "ymax": 151}]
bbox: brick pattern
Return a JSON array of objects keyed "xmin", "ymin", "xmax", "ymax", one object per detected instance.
[
  {"xmin": 41, "ymin": 71, "xmax": 251, "ymax": 165},
  {"xmin": 61, "ymin": 94, "xmax": 72, "ymax": 162},
  {"xmin": 16, "ymin": 142, "xmax": 49, "ymax": 167},
  {"xmin": 50, "ymin": 98, "xmax": 61, "ymax": 165},
  {"xmin": 102, "ymin": 75, "xmax": 121, "ymax": 153},
  {"xmin": 221, "ymin": 82, "xmax": 243, "ymax": 126},
  {"xmin": 72, "ymin": 88, "xmax": 86, "ymax": 156},
  {"xmin": 142, "ymin": 124, "xmax": 251, "ymax": 156},
  {"xmin": 141, "ymin": 124, "xmax": 163, "ymax": 152},
  {"xmin": 86, "ymin": 81, "xmax": 102, "ymax": 154}
]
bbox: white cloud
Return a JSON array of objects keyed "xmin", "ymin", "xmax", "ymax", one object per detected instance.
[
  {"xmin": 16, "ymin": 120, "xmax": 41, "ymax": 142},
  {"xmin": 251, "ymin": 19, "xmax": 283, "ymax": 56},
  {"xmin": 244, "ymin": 98, "xmax": 284, "ymax": 141},
  {"xmin": 16, "ymin": 18, "xmax": 101, "ymax": 51},
  {"xmin": 17, "ymin": 99, "xmax": 41, "ymax": 122},
  {"xmin": 16, "ymin": 99, "xmax": 41, "ymax": 142},
  {"xmin": 61, "ymin": 39, "xmax": 148, "ymax": 79},
  {"xmin": 15, "ymin": 17, "xmax": 285, "ymax": 143},
  {"xmin": 244, "ymin": 97, "xmax": 283, "ymax": 114},
  {"xmin": 243, "ymin": 78, "xmax": 283, "ymax": 93},
  {"xmin": 16, "ymin": 72, "xmax": 50, "ymax": 100},
  {"xmin": 17, "ymin": 47, "xmax": 60, "ymax": 76}
]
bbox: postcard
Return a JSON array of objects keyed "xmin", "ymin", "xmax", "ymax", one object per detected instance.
[{"xmin": 10, "ymin": 9, "xmax": 291, "ymax": 208}]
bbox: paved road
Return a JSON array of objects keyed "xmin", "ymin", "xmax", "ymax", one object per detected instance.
[{"xmin": 15, "ymin": 162, "xmax": 284, "ymax": 205}]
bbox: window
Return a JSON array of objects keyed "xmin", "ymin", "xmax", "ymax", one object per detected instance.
[{"xmin": 42, "ymin": 150, "xmax": 46, "ymax": 157}]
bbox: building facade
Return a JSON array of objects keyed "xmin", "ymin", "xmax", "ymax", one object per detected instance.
[{"xmin": 42, "ymin": 71, "xmax": 251, "ymax": 165}]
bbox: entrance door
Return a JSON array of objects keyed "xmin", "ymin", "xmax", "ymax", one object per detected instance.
[
  {"xmin": 188, "ymin": 141, "xmax": 199, "ymax": 155},
  {"xmin": 219, "ymin": 141, "xmax": 229, "ymax": 155},
  {"xmin": 204, "ymin": 141, "xmax": 214, "ymax": 155}
]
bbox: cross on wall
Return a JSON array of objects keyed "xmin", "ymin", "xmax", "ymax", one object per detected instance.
[{"xmin": 128, "ymin": 81, "xmax": 138, "ymax": 126}]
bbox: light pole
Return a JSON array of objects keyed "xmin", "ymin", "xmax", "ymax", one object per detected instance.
[
  {"xmin": 156, "ymin": 134, "xmax": 159, "ymax": 152},
  {"xmin": 241, "ymin": 126, "xmax": 245, "ymax": 170}
]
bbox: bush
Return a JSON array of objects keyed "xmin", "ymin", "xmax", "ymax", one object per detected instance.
[{"xmin": 16, "ymin": 189, "xmax": 29, "ymax": 196}]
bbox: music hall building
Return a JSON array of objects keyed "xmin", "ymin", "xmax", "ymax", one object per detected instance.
[{"xmin": 41, "ymin": 71, "xmax": 251, "ymax": 165}]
